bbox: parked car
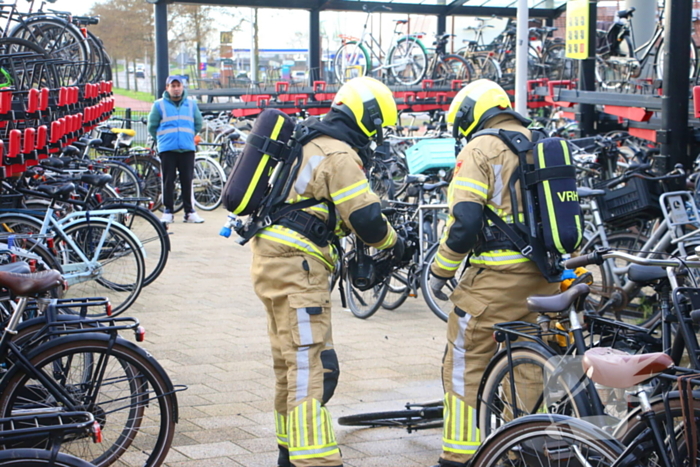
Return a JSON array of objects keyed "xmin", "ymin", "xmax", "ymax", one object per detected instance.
[
  {"xmin": 135, "ymin": 64, "xmax": 145, "ymax": 78},
  {"xmin": 127, "ymin": 65, "xmax": 134, "ymax": 73},
  {"xmin": 291, "ymin": 70, "xmax": 307, "ymax": 82}
]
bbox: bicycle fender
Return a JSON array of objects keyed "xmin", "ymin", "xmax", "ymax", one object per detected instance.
[
  {"xmin": 612, "ymin": 390, "xmax": 700, "ymax": 439},
  {"xmin": 0, "ymin": 332, "xmax": 180, "ymax": 423}
]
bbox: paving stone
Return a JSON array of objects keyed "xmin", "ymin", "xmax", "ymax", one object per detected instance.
[
  {"xmin": 131, "ymin": 208, "xmax": 447, "ymax": 467},
  {"xmin": 174, "ymin": 441, "xmax": 249, "ymax": 459}
]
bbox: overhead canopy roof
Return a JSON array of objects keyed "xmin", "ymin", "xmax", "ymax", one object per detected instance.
[{"xmin": 175, "ymin": 0, "xmax": 566, "ymax": 18}]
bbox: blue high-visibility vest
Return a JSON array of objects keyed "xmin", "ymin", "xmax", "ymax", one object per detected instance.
[{"xmin": 156, "ymin": 97, "xmax": 196, "ymax": 152}]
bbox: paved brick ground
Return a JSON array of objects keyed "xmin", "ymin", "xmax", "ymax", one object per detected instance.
[{"xmin": 129, "ymin": 207, "xmax": 447, "ymax": 467}]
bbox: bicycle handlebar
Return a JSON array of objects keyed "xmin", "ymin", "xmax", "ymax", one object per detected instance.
[
  {"xmin": 604, "ymin": 165, "xmax": 683, "ymax": 189},
  {"xmin": 564, "ymin": 248, "xmax": 700, "ymax": 270}
]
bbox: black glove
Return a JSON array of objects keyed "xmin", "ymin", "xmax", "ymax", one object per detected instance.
[{"xmin": 390, "ymin": 235, "xmax": 405, "ymax": 264}]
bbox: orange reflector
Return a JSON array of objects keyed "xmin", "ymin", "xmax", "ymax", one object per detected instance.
[
  {"xmin": 80, "ymin": 27, "xmax": 88, "ymax": 38},
  {"xmin": 106, "ymin": 302, "xmax": 112, "ymax": 316}
]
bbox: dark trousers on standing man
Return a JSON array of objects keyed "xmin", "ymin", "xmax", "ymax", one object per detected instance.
[{"xmin": 160, "ymin": 150, "xmax": 195, "ymax": 214}]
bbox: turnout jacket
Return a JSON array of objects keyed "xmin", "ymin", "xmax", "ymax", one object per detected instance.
[
  {"xmin": 431, "ymin": 114, "xmax": 542, "ymax": 278},
  {"xmin": 251, "ymin": 135, "xmax": 398, "ymax": 270}
]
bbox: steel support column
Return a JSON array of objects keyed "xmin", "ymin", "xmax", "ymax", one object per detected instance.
[
  {"xmin": 154, "ymin": 1, "xmax": 169, "ymax": 97},
  {"xmin": 577, "ymin": 0, "xmax": 597, "ymax": 136},
  {"xmin": 660, "ymin": 0, "xmax": 692, "ymax": 169},
  {"xmin": 309, "ymin": 8, "xmax": 321, "ymax": 84},
  {"xmin": 437, "ymin": 14, "xmax": 446, "ymax": 35}
]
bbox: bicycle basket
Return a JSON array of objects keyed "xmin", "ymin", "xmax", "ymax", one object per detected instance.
[{"xmin": 594, "ymin": 176, "xmax": 662, "ymax": 227}]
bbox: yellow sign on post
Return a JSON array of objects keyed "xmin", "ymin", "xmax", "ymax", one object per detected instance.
[{"xmin": 566, "ymin": 0, "xmax": 589, "ymax": 59}]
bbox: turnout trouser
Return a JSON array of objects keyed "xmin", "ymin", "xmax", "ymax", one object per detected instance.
[
  {"xmin": 252, "ymin": 254, "xmax": 342, "ymax": 467},
  {"xmin": 440, "ymin": 266, "xmax": 559, "ymax": 465},
  {"xmin": 160, "ymin": 150, "xmax": 195, "ymax": 214}
]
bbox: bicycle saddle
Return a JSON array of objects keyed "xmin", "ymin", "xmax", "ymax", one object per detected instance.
[
  {"xmin": 42, "ymin": 157, "xmax": 65, "ymax": 169},
  {"xmin": 582, "ymin": 347, "xmax": 672, "ymax": 389},
  {"xmin": 37, "ymin": 183, "xmax": 75, "ymax": 199},
  {"xmin": 0, "ymin": 262, "xmax": 31, "ymax": 275},
  {"xmin": 527, "ymin": 283, "xmax": 589, "ymax": 314},
  {"xmin": 61, "ymin": 145, "xmax": 80, "ymax": 157},
  {"xmin": 628, "ymin": 264, "xmax": 667, "ymax": 285},
  {"xmin": 0, "ymin": 270, "xmax": 63, "ymax": 297},
  {"xmin": 617, "ymin": 7, "xmax": 636, "ymax": 19},
  {"xmin": 576, "ymin": 187, "xmax": 605, "ymax": 198},
  {"xmin": 79, "ymin": 173, "xmax": 113, "ymax": 188},
  {"xmin": 111, "ymin": 128, "xmax": 136, "ymax": 137}
]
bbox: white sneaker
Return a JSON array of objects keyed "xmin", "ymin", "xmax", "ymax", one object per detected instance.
[
  {"xmin": 184, "ymin": 212, "xmax": 205, "ymax": 223},
  {"xmin": 161, "ymin": 212, "xmax": 174, "ymax": 224}
]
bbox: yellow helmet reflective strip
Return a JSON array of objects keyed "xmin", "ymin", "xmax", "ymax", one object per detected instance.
[
  {"xmin": 288, "ymin": 401, "xmax": 340, "ymax": 460},
  {"xmin": 330, "ymin": 179, "xmax": 369, "ymax": 205},
  {"xmin": 538, "ymin": 143, "xmax": 565, "ymax": 254},
  {"xmin": 275, "ymin": 411, "xmax": 289, "ymax": 447},
  {"xmin": 435, "ymin": 252, "xmax": 462, "ymax": 271},
  {"xmin": 258, "ymin": 225, "xmax": 334, "ymax": 270},
  {"xmin": 453, "ymin": 176, "xmax": 488, "ymax": 199},
  {"xmin": 470, "ymin": 250, "xmax": 528, "ymax": 265},
  {"xmin": 443, "ymin": 394, "xmax": 480, "ymax": 454},
  {"xmin": 233, "ymin": 115, "xmax": 286, "ymax": 215}
]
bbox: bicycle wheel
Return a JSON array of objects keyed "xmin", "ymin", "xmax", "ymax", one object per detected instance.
[
  {"xmin": 381, "ymin": 270, "xmax": 411, "ymax": 310},
  {"xmin": 101, "ymin": 160, "xmax": 142, "ymax": 198},
  {"xmin": 0, "ymin": 449, "xmax": 95, "ymax": 467},
  {"xmin": 192, "ymin": 155, "xmax": 225, "ymax": 211},
  {"xmin": 614, "ymin": 390, "xmax": 700, "ymax": 466},
  {"xmin": 338, "ymin": 406, "xmax": 442, "ymax": 430},
  {"xmin": 579, "ymin": 231, "xmax": 653, "ymax": 322},
  {"xmin": 0, "ymin": 38, "xmax": 60, "ymax": 90},
  {"xmin": 101, "ymin": 203, "xmax": 170, "ymax": 287},
  {"xmin": 655, "ymin": 37, "xmax": 697, "ymax": 80},
  {"xmin": 420, "ymin": 242, "xmax": 467, "ymax": 322},
  {"xmin": 0, "ymin": 335, "xmax": 177, "ymax": 467},
  {"xmin": 388, "ymin": 38, "xmax": 427, "ymax": 85},
  {"xmin": 430, "ymin": 54, "xmax": 472, "ymax": 85},
  {"xmin": 58, "ymin": 220, "xmax": 144, "ymax": 317},
  {"xmin": 126, "ymin": 155, "xmax": 163, "ymax": 211},
  {"xmin": 543, "ymin": 43, "xmax": 578, "ymax": 81},
  {"xmin": 469, "ymin": 53, "xmax": 500, "ymax": 81},
  {"xmin": 334, "ymin": 41, "xmax": 370, "ymax": 83},
  {"xmin": 478, "ymin": 344, "xmax": 591, "ymax": 440},
  {"xmin": 342, "ymin": 238, "xmax": 389, "ymax": 319},
  {"xmin": 470, "ymin": 414, "xmax": 623, "ymax": 467},
  {"xmin": 10, "ymin": 17, "xmax": 90, "ymax": 85}
]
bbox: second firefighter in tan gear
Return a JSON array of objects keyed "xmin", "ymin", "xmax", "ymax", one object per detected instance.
[
  {"xmin": 429, "ymin": 80, "xmax": 559, "ymax": 467},
  {"xmin": 251, "ymin": 77, "xmax": 400, "ymax": 467}
]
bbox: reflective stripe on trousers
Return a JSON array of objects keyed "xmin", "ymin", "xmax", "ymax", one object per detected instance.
[
  {"xmin": 275, "ymin": 411, "xmax": 289, "ymax": 447},
  {"xmin": 288, "ymin": 399, "xmax": 340, "ymax": 461},
  {"xmin": 442, "ymin": 393, "xmax": 480, "ymax": 455}
]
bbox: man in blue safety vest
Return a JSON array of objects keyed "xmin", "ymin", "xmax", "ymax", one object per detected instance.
[{"xmin": 148, "ymin": 75, "xmax": 204, "ymax": 224}]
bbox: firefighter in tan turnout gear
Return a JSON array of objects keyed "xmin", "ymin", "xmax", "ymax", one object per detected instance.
[
  {"xmin": 250, "ymin": 77, "xmax": 403, "ymax": 467},
  {"xmin": 428, "ymin": 79, "xmax": 560, "ymax": 467}
]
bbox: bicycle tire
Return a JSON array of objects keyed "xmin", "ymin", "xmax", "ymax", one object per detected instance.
[
  {"xmin": 338, "ymin": 407, "xmax": 442, "ymax": 429},
  {"xmin": 655, "ymin": 37, "xmax": 698, "ymax": 81},
  {"xmin": 468, "ymin": 52, "xmax": 501, "ymax": 81},
  {"xmin": 543, "ymin": 43, "xmax": 578, "ymax": 81},
  {"xmin": 430, "ymin": 54, "xmax": 472, "ymax": 85},
  {"xmin": 470, "ymin": 414, "xmax": 623, "ymax": 467},
  {"xmin": 9, "ymin": 17, "xmax": 90, "ymax": 85},
  {"xmin": 59, "ymin": 220, "xmax": 145, "ymax": 317},
  {"xmin": 419, "ymin": 242, "xmax": 465, "ymax": 322},
  {"xmin": 192, "ymin": 155, "xmax": 225, "ymax": 211},
  {"xmin": 125, "ymin": 155, "xmax": 163, "ymax": 211},
  {"xmin": 0, "ymin": 448, "xmax": 95, "ymax": 467},
  {"xmin": 0, "ymin": 37, "xmax": 60, "ymax": 90},
  {"xmin": 614, "ymin": 390, "xmax": 700, "ymax": 464},
  {"xmin": 343, "ymin": 237, "xmax": 389, "ymax": 319},
  {"xmin": 477, "ymin": 344, "xmax": 591, "ymax": 440},
  {"xmin": 388, "ymin": 37, "xmax": 427, "ymax": 85},
  {"xmin": 381, "ymin": 270, "xmax": 411, "ymax": 310},
  {"xmin": 0, "ymin": 335, "xmax": 177, "ymax": 467},
  {"xmin": 100, "ymin": 203, "xmax": 170, "ymax": 286},
  {"xmin": 334, "ymin": 41, "xmax": 370, "ymax": 83},
  {"xmin": 101, "ymin": 160, "xmax": 143, "ymax": 198},
  {"xmin": 579, "ymin": 231, "xmax": 655, "ymax": 323}
]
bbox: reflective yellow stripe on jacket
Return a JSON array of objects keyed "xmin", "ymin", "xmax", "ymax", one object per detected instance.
[
  {"xmin": 257, "ymin": 225, "xmax": 334, "ymax": 270},
  {"xmin": 470, "ymin": 250, "xmax": 528, "ymax": 265}
]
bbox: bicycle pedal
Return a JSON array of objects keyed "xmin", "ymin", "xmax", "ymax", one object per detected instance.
[{"xmin": 409, "ymin": 293, "xmax": 417, "ymax": 298}]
